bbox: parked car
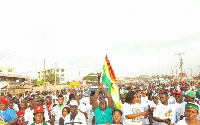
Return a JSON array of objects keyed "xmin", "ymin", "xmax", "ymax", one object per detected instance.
[{"xmin": 83, "ymin": 86, "xmax": 108, "ymax": 97}]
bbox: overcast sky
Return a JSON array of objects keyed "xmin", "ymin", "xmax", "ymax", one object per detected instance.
[{"xmin": 1, "ymin": 0, "xmax": 200, "ymax": 81}]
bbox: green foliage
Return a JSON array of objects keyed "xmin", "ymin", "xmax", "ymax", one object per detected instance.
[
  {"xmin": 137, "ymin": 75, "xmax": 149, "ymax": 82},
  {"xmin": 32, "ymin": 78, "xmax": 51, "ymax": 86},
  {"xmin": 44, "ymin": 72, "xmax": 60, "ymax": 84},
  {"xmin": 82, "ymin": 73, "xmax": 98, "ymax": 81},
  {"xmin": 31, "ymin": 79, "xmax": 37, "ymax": 84}
]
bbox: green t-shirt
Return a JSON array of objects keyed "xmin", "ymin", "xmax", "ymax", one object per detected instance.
[
  {"xmin": 93, "ymin": 105, "xmax": 113, "ymax": 125},
  {"xmin": 31, "ymin": 122, "xmax": 48, "ymax": 125}
]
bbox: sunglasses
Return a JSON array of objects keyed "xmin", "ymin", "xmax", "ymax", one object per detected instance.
[{"xmin": 152, "ymin": 97, "xmax": 158, "ymax": 99}]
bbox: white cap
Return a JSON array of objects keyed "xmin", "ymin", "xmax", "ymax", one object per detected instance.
[{"xmin": 69, "ymin": 100, "xmax": 78, "ymax": 106}]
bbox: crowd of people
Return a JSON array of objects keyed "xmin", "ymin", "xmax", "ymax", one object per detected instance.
[{"xmin": 0, "ymin": 81, "xmax": 200, "ymax": 125}]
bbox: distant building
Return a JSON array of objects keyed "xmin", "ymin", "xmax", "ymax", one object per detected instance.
[
  {"xmin": 0, "ymin": 67, "xmax": 15, "ymax": 75},
  {"xmin": 37, "ymin": 68, "xmax": 67, "ymax": 84},
  {"xmin": 0, "ymin": 67, "xmax": 31, "ymax": 92}
]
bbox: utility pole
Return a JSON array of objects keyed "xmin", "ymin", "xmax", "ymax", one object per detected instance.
[
  {"xmin": 191, "ymin": 68, "xmax": 193, "ymax": 80},
  {"xmin": 44, "ymin": 59, "xmax": 46, "ymax": 91},
  {"xmin": 174, "ymin": 66, "xmax": 178, "ymax": 77},
  {"xmin": 171, "ymin": 67, "xmax": 173, "ymax": 76},
  {"xmin": 175, "ymin": 53, "xmax": 185, "ymax": 83},
  {"xmin": 55, "ymin": 63, "xmax": 57, "ymax": 85}
]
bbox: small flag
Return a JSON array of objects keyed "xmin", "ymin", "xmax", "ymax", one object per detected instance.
[
  {"xmin": 165, "ymin": 109, "xmax": 172, "ymax": 117},
  {"xmin": 179, "ymin": 58, "xmax": 183, "ymax": 69}
]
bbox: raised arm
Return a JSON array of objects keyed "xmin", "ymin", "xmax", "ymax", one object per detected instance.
[
  {"xmin": 126, "ymin": 110, "xmax": 149, "ymax": 119},
  {"xmin": 101, "ymin": 83, "xmax": 114, "ymax": 110},
  {"xmin": 92, "ymin": 84, "xmax": 101, "ymax": 110}
]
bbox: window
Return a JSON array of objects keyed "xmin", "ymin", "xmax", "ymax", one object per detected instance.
[
  {"xmin": 56, "ymin": 69, "xmax": 59, "ymax": 72},
  {"xmin": 61, "ymin": 74, "xmax": 64, "ymax": 77},
  {"xmin": 8, "ymin": 69, "xmax": 12, "ymax": 72},
  {"xmin": 61, "ymin": 78, "xmax": 65, "ymax": 81},
  {"xmin": 0, "ymin": 70, "xmax": 2, "ymax": 72},
  {"xmin": 61, "ymin": 69, "xmax": 64, "ymax": 72}
]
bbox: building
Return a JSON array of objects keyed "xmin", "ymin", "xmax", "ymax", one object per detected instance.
[
  {"xmin": 37, "ymin": 68, "xmax": 67, "ymax": 84},
  {"xmin": 0, "ymin": 67, "xmax": 31, "ymax": 93},
  {"xmin": 0, "ymin": 67, "xmax": 15, "ymax": 75}
]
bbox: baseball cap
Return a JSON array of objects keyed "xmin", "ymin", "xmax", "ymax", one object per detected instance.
[
  {"xmin": 124, "ymin": 90, "xmax": 129, "ymax": 94},
  {"xmin": 175, "ymin": 91, "xmax": 183, "ymax": 95},
  {"xmin": 171, "ymin": 90, "xmax": 176, "ymax": 94},
  {"xmin": 69, "ymin": 100, "xmax": 78, "ymax": 106},
  {"xmin": 39, "ymin": 95, "xmax": 44, "ymax": 98},
  {"xmin": 34, "ymin": 105, "xmax": 44, "ymax": 114},
  {"xmin": 186, "ymin": 91, "xmax": 195, "ymax": 98}
]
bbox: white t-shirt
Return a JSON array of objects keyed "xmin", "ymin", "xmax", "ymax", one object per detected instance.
[
  {"xmin": 176, "ymin": 119, "xmax": 188, "ymax": 125},
  {"xmin": 172, "ymin": 101, "xmax": 184, "ymax": 123},
  {"xmin": 141, "ymin": 99, "xmax": 149, "ymax": 125},
  {"xmin": 168, "ymin": 96, "xmax": 175, "ymax": 104},
  {"xmin": 149, "ymin": 101, "xmax": 160, "ymax": 125},
  {"xmin": 78, "ymin": 104, "xmax": 86, "ymax": 113},
  {"xmin": 52, "ymin": 104, "xmax": 67, "ymax": 124},
  {"xmin": 64, "ymin": 112, "xmax": 87, "ymax": 125},
  {"xmin": 122, "ymin": 103, "xmax": 144, "ymax": 125},
  {"xmin": 13, "ymin": 103, "xmax": 19, "ymax": 112},
  {"xmin": 86, "ymin": 104, "xmax": 94, "ymax": 125},
  {"xmin": 141, "ymin": 97, "xmax": 148, "ymax": 105},
  {"xmin": 153, "ymin": 103, "xmax": 176, "ymax": 125}
]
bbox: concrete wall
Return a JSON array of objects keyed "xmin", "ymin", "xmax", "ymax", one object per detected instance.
[
  {"xmin": 32, "ymin": 84, "xmax": 69, "ymax": 92},
  {"xmin": 8, "ymin": 84, "xmax": 70, "ymax": 95}
]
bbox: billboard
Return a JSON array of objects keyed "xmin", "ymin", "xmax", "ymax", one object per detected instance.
[{"xmin": 70, "ymin": 81, "xmax": 79, "ymax": 89}]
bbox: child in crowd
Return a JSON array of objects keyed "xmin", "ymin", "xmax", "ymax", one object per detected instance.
[
  {"xmin": 112, "ymin": 109, "xmax": 122, "ymax": 124},
  {"xmin": 31, "ymin": 105, "xmax": 50, "ymax": 125},
  {"xmin": 17, "ymin": 102, "xmax": 27, "ymax": 125}
]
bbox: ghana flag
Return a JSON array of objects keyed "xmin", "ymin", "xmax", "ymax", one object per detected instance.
[{"xmin": 102, "ymin": 55, "xmax": 121, "ymax": 109}]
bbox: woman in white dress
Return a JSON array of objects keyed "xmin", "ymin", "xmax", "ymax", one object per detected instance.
[{"xmin": 177, "ymin": 102, "xmax": 200, "ymax": 125}]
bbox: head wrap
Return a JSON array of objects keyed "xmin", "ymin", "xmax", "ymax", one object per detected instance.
[
  {"xmin": 185, "ymin": 103, "xmax": 199, "ymax": 112},
  {"xmin": 0, "ymin": 97, "xmax": 8, "ymax": 105}
]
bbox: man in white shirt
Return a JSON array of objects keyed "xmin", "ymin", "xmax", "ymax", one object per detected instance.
[
  {"xmin": 168, "ymin": 90, "xmax": 176, "ymax": 104},
  {"xmin": 153, "ymin": 91, "xmax": 175, "ymax": 125},
  {"xmin": 51, "ymin": 95, "xmax": 67, "ymax": 125},
  {"xmin": 86, "ymin": 96, "xmax": 95, "ymax": 125},
  {"xmin": 171, "ymin": 91, "xmax": 184, "ymax": 123},
  {"xmin": 75, "ymin": 95, "xmax": 87, "ymax": 116},
  {"xmin": 65, "ymin": 100, "xmax": 87, "ymax": 125}
]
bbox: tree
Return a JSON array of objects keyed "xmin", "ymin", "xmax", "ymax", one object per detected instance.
[
  {"xmin": 82, "ymin": 73, "xmax": 98, "ymax": 81},
  {"xmin": 31, "ymin": 79, "xmax": 37, "ymax": 84},
  {"xmin": 44, "ymin": 72, "xmax": 60, "ymax": 84},
  {"xmin": 31, "ymin": 79, "xmax": 44, "ymax": 86}
]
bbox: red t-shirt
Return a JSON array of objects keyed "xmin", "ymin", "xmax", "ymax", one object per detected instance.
[{"xmin": 17, "ymin": 110, "xmax": 25, "ymax": 125}]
